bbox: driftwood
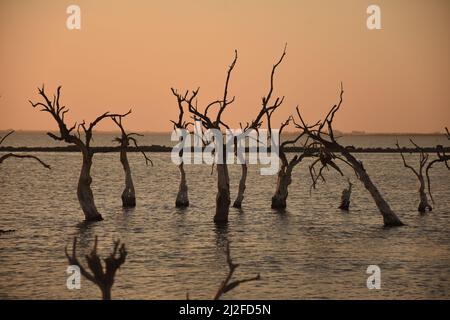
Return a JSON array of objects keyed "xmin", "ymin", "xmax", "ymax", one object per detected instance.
[
  {"xmin": 65, "ymin": 236, "xmax": 127, "ymax": 300},
  {"xmin": 29, "ymin": 85, "xmax": 130, "ymax": 221},
  {"xmin": 291, "ymin": 83, "xmax": 404, "ymax": 227},
  {"xmin": 171, "ymin": 51, "xmax": 238, "ymax": 223},
  {"xmin": 112, "ymin": 115, "xmax": 152, "ymax": 208},
  {"xmin": 396, "ymin": 140, "xmax": 432, "ymax": 213},
  {"xmin": 0, "ymin": 130, "xmax": 50, "ymax": 169}
]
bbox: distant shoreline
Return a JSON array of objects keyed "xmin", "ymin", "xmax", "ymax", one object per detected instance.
[
  {"xmin": 0, "ymin": 130, "xmax": 448, "ymax": 136},
  {"xmin": 1, "ymin": 145, "xmax": 448, "ymax": 153}
]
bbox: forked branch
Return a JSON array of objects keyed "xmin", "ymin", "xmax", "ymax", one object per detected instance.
[{"xmin": 65, "ymin": 236, "xmax": 127, "ymax": 300}]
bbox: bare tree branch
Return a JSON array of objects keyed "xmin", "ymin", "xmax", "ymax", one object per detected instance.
[
  {"xmin": 65, "ymin": 236, "xmax": 127, "ymax": 300},
  {"xmin": 0, "ymin": 130, "xmax": 51, "ymax": 169}
]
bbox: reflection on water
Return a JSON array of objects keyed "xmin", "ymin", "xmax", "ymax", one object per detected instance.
[{"xmin": 0, "ymin": 152, "xmax": 449, "ymax": 299}]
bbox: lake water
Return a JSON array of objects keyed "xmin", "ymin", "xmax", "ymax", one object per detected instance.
[{"xmin": 0, "ymin": 133, "xmax": 449, "ymax": 299}]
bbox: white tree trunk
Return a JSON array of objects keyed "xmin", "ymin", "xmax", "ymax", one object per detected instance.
[
  {"xmin": 120, "ymin": 147, "xmax": 136, "ymax": 207},
  {"xmin": 271, "ymin": 163, "xmax": 294, "ymax": 209},
  {"xmin": 175, "ymin": 162, "xmax": 189, "ymax": 207},
  {"xmin": 340, "ymin": 149, "xmax": 403, "ymax": 227},
  {"xmin": 77, "ymin": 151, "xmax": 103, "ymax": 221},
  {"xmin": 417, "ymin": 175, "xmax": 432, "ymax": 213},
  {"xmin": 232, "ymin": 163, "xmax": 247, "ymax": 208},
  {"xmin": 214, "ymin": 163, "xmax": 231, "ymax": 223}
]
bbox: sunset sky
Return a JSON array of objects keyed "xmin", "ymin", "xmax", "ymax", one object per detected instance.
[{"xmin": 0, "ymin": 0, "xmax": 449, "ymax": 133}]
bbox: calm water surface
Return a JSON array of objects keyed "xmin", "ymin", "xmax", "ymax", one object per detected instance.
[{"xmin": 0, "ymin": 135, "xmax": 449, "ymax": 299}]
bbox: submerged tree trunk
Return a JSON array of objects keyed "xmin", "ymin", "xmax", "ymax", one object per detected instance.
[
  {"xmin": 340, "ymin": 148, "xmax": 403, "ymax": 227},
  {"xmin": 233, "ymin": 163, "xmax": 247, "ymax": 208},
  {"xmin": 215, "ymin": 163, "xmax": 231, "ymax": 223},
  {"xmin": 77, "ymin": 151, "xmax": 103, "ymax": 221},
  {"xmin": 119, "ymin": 146, "xmax": 136, "ymax": 207},
  {"xmin": 338, "ymin": 182, "xmax": 352, "ymax": 211},
  {"xmin": 175, "ymin": 162, "xmax": 189, "ymax": 207},
  {"xmin": 271, "ymin": 163, "xmax": 294, "ymax": 209},
  {"xmin": 417, "ymin": 175, "xmax": 432, "ymax": 213}
]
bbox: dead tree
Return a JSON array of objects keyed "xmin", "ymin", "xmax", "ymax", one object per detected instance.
[
  {"xmin": 171, "ymin": 51, "xmax": 237, "ymax": 223},
  {"xmin": 396, "ymin": 140, "xmax": 432, "ymax": 213},
  {"xmin": 233, "ymin": 46, "xmax": 286, "ymax": 208},
  {"xmin": 292, "ymin": 83, "xmax": 404, "ymax": 227},
  {"xmin": 271, "ymin": 119, "xmax": 316, "ymax": 209},
  {"xmin": 29, "ymin": 85, "xmax": 130, "ymax": 221},
  {"xmin": 65, "ymin": 236, "xmax": 127, "ymax": 300},
  {"xmin": 112, "ymin": 115, "xmax": 152, "ymax": 208},
  {"xmin": 0, "ymin": 130, "xmax": 51, "ymax": 169},
  {"xmin": 171, "ymin": 93, "xmax": 193, "ymax": 208},
  {"xmin": 338, "ymin": 179, "xmax": 353, "ymax": 211},
  {"xmin": 425, "ymin": 128, "xmax": 450, "ymax": 203}
]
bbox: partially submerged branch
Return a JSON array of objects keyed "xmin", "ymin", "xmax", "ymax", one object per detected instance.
[
  {"xmin": 338, "ymin": 179, "xmax": 353, "ymax": 211},
  {"xmin": 214, "ymin": 241, "xmax": 260, "ymax": 300},
  {"xmin": 292, "ymin": 83, "xmax": 403, "ymax": 227}
]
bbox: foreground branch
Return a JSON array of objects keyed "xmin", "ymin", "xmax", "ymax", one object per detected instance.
[
  {"xmin": 214, "ymin": 241, "xmax": 260, "ymax": 300},
  {"xmin": 65, "ymin": 236, "xmax": 127, "ymax": 300}
]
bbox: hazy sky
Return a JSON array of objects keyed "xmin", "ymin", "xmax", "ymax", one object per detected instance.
[{"xmin": 0, "ymin": 0, "xmax": 449, "ymax": 133}]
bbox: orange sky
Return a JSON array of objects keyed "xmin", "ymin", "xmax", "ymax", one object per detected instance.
[{"xmin": 0, "ymin": 0, "xmax": 449, "ymax": 133}]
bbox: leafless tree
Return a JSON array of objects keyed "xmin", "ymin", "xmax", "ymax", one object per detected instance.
[
  {"xmin": 270, "ymin": 118, "xmax": 319, "ymax": 209},
  {"xmin": 65, "ymin": 236, "xmax": 127, "ymax": 300},
  {"xmin": 0, "ymin": 130, "xmax": 51, "ymax": 169},
  {"xmin": 233, "ymin": 46, "xmax": 286, "ymax": 208},
  {"xmin": 396, "ymin": 140, "xmax": 432, "ymax": 213},
  {"xmin": 112, "ymin": 115, "xmax": 152, "ymax": 208},
  {"xmin": 425, "ymin": 128, "xmax": 450, "ymax": 203},
  {"xmin": 171, "ymin": 51, "xmax": 237, "ymax": 223},
  {"xmin": 338, "ymin": 179, "xmax": 353, "ymax": 211},
  {"xmin": 170, "ymin": 92, "xmax": 193, "ymax": 208},
  {"xmin": 29, "ymin": 85, "xmax": 130, "ymax": 221},
  {"xmin": 291, "ymin": 83, "xmax": 404, "ymax": 227}
]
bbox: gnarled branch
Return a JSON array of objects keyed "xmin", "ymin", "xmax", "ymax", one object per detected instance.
[{"xmin": 65, "ymin": 236, "xmax": 127, "ymax": 300}]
